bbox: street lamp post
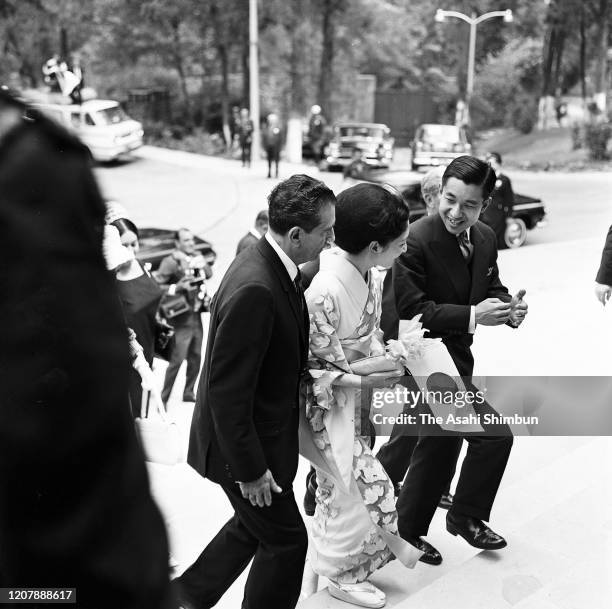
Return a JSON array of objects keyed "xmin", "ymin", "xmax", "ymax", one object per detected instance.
[
  {"xmin": 249, "ymin": 0, "xmax": 260, "ymax": 161},
  {"xmin": 435, "ymin": 8, "xmax": 513, "ymax": 125}
]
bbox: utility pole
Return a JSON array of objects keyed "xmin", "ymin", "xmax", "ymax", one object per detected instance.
[{"xmin": 249, "ymin": 0, "xmax": 260, "ymax": 161}]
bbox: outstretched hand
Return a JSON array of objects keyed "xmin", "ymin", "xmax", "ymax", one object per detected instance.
[
  {"xmin": 238, "ymin": 469, "xmax": 282, "ymax": 508},
  {"xmin": 508, "ymin": 289, "xmax": 528, "ymax": 327}
]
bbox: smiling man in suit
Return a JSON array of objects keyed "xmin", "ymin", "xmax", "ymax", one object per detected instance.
[
  {"xmin": 378, "ymin": 155, "xmax": 527, "ymax": 565},
  {"xmin": 177, "ymin": 175, "xmax": 335, "ymax": 609}
]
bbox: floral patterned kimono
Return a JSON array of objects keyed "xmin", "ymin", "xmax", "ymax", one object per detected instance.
[{"xmin": 299, "ymin": 248, "xmax": 422, "ymax": 584}]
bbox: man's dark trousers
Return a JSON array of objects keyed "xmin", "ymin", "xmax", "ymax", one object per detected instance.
[
  {"xmin": 391, "ymin": 396, "xmax": 513, "ymax": 539},
  {"xmin": 161, "ymin": 312, "xmax": 203, "ymax": 403},
  {"xmin": 178, "ymin": 482, "xmax": 306, "ymax": 609}
]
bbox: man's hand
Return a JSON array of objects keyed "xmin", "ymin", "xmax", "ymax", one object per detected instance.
[
  {"xmin": 238, "ymin": 469, "xmax": 282, "ymax": 507},
  {"xmin": 508, "ymin": 289, "xmax": 528, "ymax": 327},
  {"xmin": 475, "ymin": 298, "xmax": 511, "ymax": 326},
  {"xmin": 176, "ymin": 276, "xmax": 193, "ymax": 293},
  {"xmin": 595, "ymin": 282, "xmax": 612, "ymax": 306}
]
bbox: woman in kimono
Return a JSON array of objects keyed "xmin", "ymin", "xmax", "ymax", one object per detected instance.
[{"xmin": 300, "ymin": 183, "xmax": 422, "ymax": 608}]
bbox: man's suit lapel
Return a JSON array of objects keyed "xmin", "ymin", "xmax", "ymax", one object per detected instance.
[
  {"xmin": 430, "ymin": 215, "xmax": 471, "ymax": 303},
  {"xmin": 256, "ymin": 238, "xmax": 308, "ymax": 346},
  {"xmin": 468, "ymin": 222, "xmax": 491, "ymax": 303}
]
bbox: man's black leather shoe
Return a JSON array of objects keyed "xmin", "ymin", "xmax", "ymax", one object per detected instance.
[
  {"xmin": 182, "ymin": 393, "xmax": 196, "ymax": 402},
  {"xmin": 446, "ymin": 513, "xmax": 507, "ymax": 550},
  {"xmin": 438, "ymin": 492, "xmax": 454, "ymax": 510},
  {"xmin": 405, "ymin": 536, "xmax": 442, "ymax": 565}
]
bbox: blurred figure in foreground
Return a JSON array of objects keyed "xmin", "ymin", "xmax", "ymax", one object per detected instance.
[
  {"xmin": 0, "ymin": 86, "xmax": 173, "ymax": 608},
  {"xmin": 236, "ymin": 209, "xmax": 269, "ymax": 256},
  {"xmin": 263, "ymin": 112, "xmax": 282, "ymax": 178},
  {"xmin": 595, "ymin": 225, "xmax": 612, "ymax": 305}
]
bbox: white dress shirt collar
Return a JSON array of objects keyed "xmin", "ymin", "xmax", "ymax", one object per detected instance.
[{"xmin": 265, "ymin": 232, "xmax": 298, "ymax": 282}]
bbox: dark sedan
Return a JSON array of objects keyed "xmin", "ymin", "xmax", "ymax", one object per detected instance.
[
  {"xmin": 323, "ymin": 122, "xmax": 394, "ymax": 170},
  {"xmin": 344, "ymin": 169, "xmax": 546, "ymax": 248},
  {"xmin": 136, "ymin": 228, "xmax": 217, "ymax": 271}
]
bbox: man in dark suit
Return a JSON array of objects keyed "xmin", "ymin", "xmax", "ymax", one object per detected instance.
[
  {"xmin": 263, "ymin": 113, "xmax": 283, "ymax": 178},
  {"xmin": 155, "ymin": 228, "xmax": 213, "ymax": 405},
  {"xmin": 480, "ymin": 151, "xmax": 515, "ymax": 249},
  {"xmin": 235, "ymin": 209, "xmax": 268, "ymax": 256},
  {"xmin": 177, "ymin": 175, "xmax": 336, "ymax": 609},
  {"xmin": 0, "ymin": 87, "xmax": 173, "ymax": 608},
  {"xmin": 595, "ymin": 225, "xmax": 612, "ymax": 305},
  {"xmin": 377, "ymin": 156, "xmax": 527, "ymax": 565}
]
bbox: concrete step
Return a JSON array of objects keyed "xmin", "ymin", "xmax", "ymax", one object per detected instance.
[{"xmin": 299, "ymin": 437, "xmax": 610, "ymax": 608}]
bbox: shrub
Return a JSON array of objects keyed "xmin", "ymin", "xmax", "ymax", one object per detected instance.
[
  {"xmin": 584, "ymin": 123, "xmax": 612, "ymax": 160},
  {"xmin": 509, "ymin": 96, "xmax": 537, "ymax": 134}
]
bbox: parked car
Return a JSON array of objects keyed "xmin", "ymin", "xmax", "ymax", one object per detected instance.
[
  {"xmin": 136, "ymin": 228, "xmax": 217, "ymax": 271},
  {"xmin": 323, "ymin": 122, "xmax": 394, "ymax": 170},
  {"xmin": 32, "ymin": 98, "xmax": 143, "ymax": 162},
  {"xmin": 344, "ymin": 169, "xmax": 546, "ymax": 248},
  {"xmin": 410, "ymin": 124, "xmax": 471, "ymax": 170}
]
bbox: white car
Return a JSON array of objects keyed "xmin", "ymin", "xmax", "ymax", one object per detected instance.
[{"xmin": 33, "ymin": 99, "xmax": 144, "ymax": 162}]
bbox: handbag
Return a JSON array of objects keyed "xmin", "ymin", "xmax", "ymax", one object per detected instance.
[
  {"xmin": 159, "ymin": 293, "xmax": 191, "ymax": 319},
  {"xmin": 154, "ymin": 315, "xmax": 175, "ymax": 361},
  {"xmin": 135, "ymin": 389, "xmax": 183, "ymax": 466}
]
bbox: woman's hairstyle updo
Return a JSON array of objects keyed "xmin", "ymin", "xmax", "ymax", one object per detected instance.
[{"xmin": 333, "ymin": 183, "xmax": 410, "ymax": 254}]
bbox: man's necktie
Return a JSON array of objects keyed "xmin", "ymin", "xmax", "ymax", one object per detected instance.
[
  {"xmin": 294, "ymin": 270, "xmax": 305, "ymax": 315},
  {"xmin": 458, "ymin": 230, "xmax": 473, "ymax": 263}
]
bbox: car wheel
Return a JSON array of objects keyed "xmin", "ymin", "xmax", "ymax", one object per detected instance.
[{"xmin": 505, "ymin": 217, "xmax": 527, "ymax": 248}]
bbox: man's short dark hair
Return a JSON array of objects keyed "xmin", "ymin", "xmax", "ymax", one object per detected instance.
[
  {"xmin": 487, "ymin": 151, "xmax": 502, "ymax": 165},
  {"xmin": 255, "ymin": 209, "xmax": 269, "ymax": 225},
  {"xmin": 442, "ymin": 155, "xmax": 497, "ymax": 200},
  {"xmin": 333, "ymin": 183, "xmax": 410, "ymax": 254},
  {"xmin": 268, "ymin": 174, "xmax": 336, "ymax": 234}
]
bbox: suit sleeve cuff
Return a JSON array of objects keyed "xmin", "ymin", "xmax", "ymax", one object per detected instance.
[{"xmin": 468, "ymin": 306, "xmax": 476, "ymax": 334}]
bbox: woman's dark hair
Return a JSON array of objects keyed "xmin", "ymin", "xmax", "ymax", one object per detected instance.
[
  {"xmin": 442, "ymin": 155, "xmax": 496, "ymax": 199},
  {"xmin": 268, "ymin": 174, "xmax": 336, "ymax": 234},
  {"xmin": 333, "ymin": 183, "xmax": 410, "ymax": 254},
  {"xmin": 111, "ymin": 217, "xmax": 139, "ymax": 238}
]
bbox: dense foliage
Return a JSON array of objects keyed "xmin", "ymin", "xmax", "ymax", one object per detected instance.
[{"xmin": 0, "ymin": 0, "xmax": 610, "ymax": 136}]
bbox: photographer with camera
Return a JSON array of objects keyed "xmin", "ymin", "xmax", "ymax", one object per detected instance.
[{"xmin": 154, "ymin": 228, "xmax": 213, "ymax": 407}]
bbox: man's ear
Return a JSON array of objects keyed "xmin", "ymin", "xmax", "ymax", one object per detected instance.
[
  {"xmin": 288, "ymin": 226, "xmax": 301, "ymax": 244},
  {"xmin": 370, "ymin": 241, "xmax": 383, "ymax": 254},
  {"xmin": 481, "ymin": 197, "xmax": 492, "ymax": 213}
]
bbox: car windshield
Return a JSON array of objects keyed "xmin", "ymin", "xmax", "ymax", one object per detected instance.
[
  {"xmin": 338, "ymin": 126, "xmax": 384, "ymax": 139},
  {"xmin": 93, "ymin": 105, "xmax": 129, "ymax": 126},
  {"xmin": 421, "ymin": 125, "xmax": 461, "ymax": 143}
]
